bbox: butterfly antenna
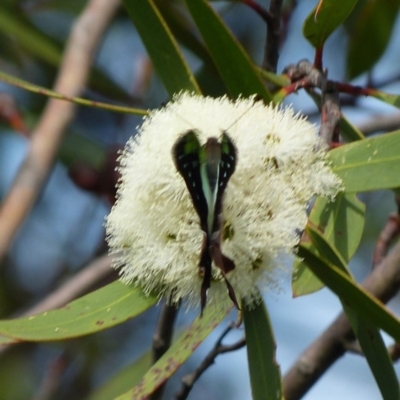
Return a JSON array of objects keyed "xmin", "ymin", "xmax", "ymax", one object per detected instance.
[{"xmin": 222, "ymin": 100, "xmax": 257, "ymax": 136}]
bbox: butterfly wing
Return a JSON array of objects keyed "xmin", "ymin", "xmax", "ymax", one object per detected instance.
[
  {"xmin": 173, "ymin": 130, "xmax": 239, "ymax": 313},
  {"xmin": 172, "ymin": 130, "xmax": 208, "ymax": 233},
  {"xmin": 212, "ymin": 132, "xmax": 237, "ymax": 233}
]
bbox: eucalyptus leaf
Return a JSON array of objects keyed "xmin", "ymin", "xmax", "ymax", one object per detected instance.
[
  {"xmin": 87, "ymin": 352, "xmax": 151, "ymax": 400},
  {"xmin": 347, "ymin": 0, "xmax": 399, "ymax": 79},
  {"xmin": 118, "ymin": 305, "xmax": 231, "ymax": 399},
  {"xmin": 330, "ymin": 131, "xmax": 400, "ymax": 192},
  {"xmin": 292, "ymin": 193, "xmax": 365, "ymax": 296},
  {"xmin": 185, "ymin": 0, "xmax": 271, "ymax": 101},
  {"xmin": 0, "ymin": 282, "xmax": 157, "ymax": 341},
  {"xmin": 244, "ymin": 298, "xmax": 282, "ymax": 400},
  {"xmin": 298, "ymin": 245, "xmax": 400, "ymax": 342},
  {"xmin": 305, "ymin": 228, "xmax": 400, "ymax": 400},
  {"xmin": 122, "ymin": 0, "xmax": 200, "ymax": 96},
  {"xmin": 303, "ymin": 0, "xmax": 359, "ymax": 48}
]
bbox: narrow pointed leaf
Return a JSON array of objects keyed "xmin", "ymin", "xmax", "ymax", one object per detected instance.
[
  {"xmin": 185, "ymin": 0, "xmax": 271, "ymax": 101},
  {"xmin": 347, "ymin": 0, "xmax": 399, "ymax": 79},
  {"xmin": 309, "ymin": 193, "xmax": 365, "ymax": 261},
  {"xmin": 298, "ymin": 245, "xmax": 400, "ymax": 342},
  {"xmin": 122, "ymin": 0, "xmax": 200, "ymax": 95},
  {"xmin": 244, "ymin": 298, "xmax": 282, "ymax": 400},
  {"xmin": 339, "ymin": 116, "xmax": 365, "ymax": 142},
  {"xmin": 0, "ymin": 5, "xmax": 132, "ymax": 100},
  {"xmin": 0, "ymin": 282, "xmax": 157, "ymax": 341},
  {"xmin": 87, "ymin": 352, "xmax": 151, "ymax": 400},
  {"xmin": 259, "ymin": 69, "xmax": 291, "ymax": 89},
  {"xmin": 292, "ymin": 244, "xmax": 324, "ymax": 297},
  {"xmin": 293, "ymin": 193, "xmax": 365, "ymax": 296},
  {"xmin": 344, "ymin": 307, "xmax": 400, "ymax": 400},
  {"xmin": 0, "ymin": 5, "xmax": 60, "ymax": 66},
  {"xmin": 154, "ymin": 0, "xmax": 211, "ymax": 65},
  {"xmin": 330, "ymin": 131, "xmax": 400, "ymax": 192},
  {"xmin": 117, "ymin": 306, "xmax": 231, "ymax": 399},
  {"xmin": 370, "ymin": 90, "xmax": 400, "ymax": 109},
  {"xmin": 303, "ymin": 0, "xmax": 359, "ymax": 48},
  {"xmin": 306, "ymin": 228, "xmax": 400, "ymax": 400},
  {"xmin": 306, "ymin": 225, "xmax": 351, "ymax": 275}
]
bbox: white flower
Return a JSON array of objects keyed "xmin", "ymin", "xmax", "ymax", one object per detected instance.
[{"xmin": 106, "ymin": 93, "xmax": 341, "ymax": 311}]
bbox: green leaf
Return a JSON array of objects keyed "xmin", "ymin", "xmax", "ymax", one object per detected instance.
[
  {"xmin": 154, "ymin": 0, "xmax": 211, "ymax": 65},
  {"xmin": 339, "ymin": 116, "xmax": 365, "ymax": 142},
  {"xmin": 369, "ymin": 90, "xmax": 400, "ymax": 109},
  {"xmin": 347, "ymin": 0, "xmax": 399, "ymax": 79},
  {"xmin": 0, "ymin": 335, "xmax": 15, "ymax": 346},
  {"xmin": 306, "ymin": 225, "xmax": 351, "ymax": 275},
  {"xmin": 305, "ymin": 228, "xmax": 400, "ymax": 400},
  {"xmin": 0, "ymin": 5, "xmax": 60, "ymax": 66},
  {"xmin": 0, "ymin": 4, "xmax": 131, "ymax": 101},
  {"xmin": 303, "ymin": 0, "xmax": 359, "ymax": 48},
  {"xmin": 293, "ymin": 193, "xmax": 365, "ymax": 296},
  {"xmin": 293, "ymin": 243, "xmax": 324, "ymax": 297},
  {"xmin": 344, "ymin": 308, "xmax": 400, "ymax": 400},
  {"xmin": 243, "ymin": 299, "xmax": 282, "ymax": 400},
  {"xmin": 309, "ymin": 193, "xmax": 365, "ymax": 261},
  {"xmin": 117, "ymin": 306, "xmax": 231, "ymax": 399},
  {"xmin": 330, "ymin": 131, "xmax": 400, "ymax": 192},
  {"xmin": 122, "ymin": 0, "xmax": 200, "ymax": 96},
  {"xmin": 297, "ymin": 245, "xmax": 400, "ymax": 342},
  {"xmin": 0, "ymin": 282, "xmax": 157, "ymax": 341},
  {"xmin": 87, "ymin": 352, "xmax": 151, "ymax": 400},
  {"xmin": 0, "ymin": 70, "xmax": 146, "ymax": 116},
  {"xmin": 184, "ymin": 0, "xmax": 272, "ymax": 101},
  {"xmin": 258, "ymin": 69, "xmax": 291, "ymax": 89}
]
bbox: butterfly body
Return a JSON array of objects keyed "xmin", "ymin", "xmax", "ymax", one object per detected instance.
[{"xmin": 173, "ymin": 130, "xmax": 239, "ymax": 313}]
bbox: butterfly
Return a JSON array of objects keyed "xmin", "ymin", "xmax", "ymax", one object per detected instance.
[{"xmin": 172, "ymin": 130, "xmax": 240, "ymax": 314}]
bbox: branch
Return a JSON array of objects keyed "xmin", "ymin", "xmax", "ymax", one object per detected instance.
[
  {"xmin": 357, "ymin": 112, "xmax": 400, "ymax": 136},
  {"xmin": 32, "ymin": 352, "xmax": 70, "ymax": 400},
  {"xmin": 283, "ymin": 238, "xmax": 400, "ymax": 400},
  {"xmin": 388, "ymin": 342, "xmax": 400, "ymax": 363},
  {"xmin": 175, "ymin": 323, "xmax": 246, "ymax": 400},
  {"xmin": 150, "ymin": 301, "xmax": 180, "ymax": 400},
  {"xmin": 283, "ymin": 60, "xmax": 340, "ymax": 147},
  {"xmin": 319, "ymin": 81, "xmax": 341, "ymax": 146},
  {"xmin": 0, "ymin": 0, "xmax": 120, "ymax": 260},
  {"xmin": 373, "ymin": 196, "xmax": 400, "ymax": 268},
  {"xmin": 263, "ymin": 0, "xmax": 283, "ymax": 73},
  {"xmin": 0, "ymin": 93, "xmax": 29, "ymax": 135},
  {"xmin": 242, "ymin": 0, "xmax": 283, "ymax": 73}
]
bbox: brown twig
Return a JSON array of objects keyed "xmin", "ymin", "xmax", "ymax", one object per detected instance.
[
  {"xmin": 263, "ymin": 0, "xmax": 283, "ymax": 73},
  {"xmin": 150, "ymin": 301, "xmax": 181, "ymax": 400},
  {"xmin": 319, "ymin": 80, "xmax": 341, "ymax": 146},
  {"xmin": 357, "ymin": 112, "xmax": 400, "ymax": 136},
  {"xmin": 373, "ymin": 205, "xmax": 400, "ymax": 268},
  {"xmin": 283, "ymin": 60, "xmax": 340, "ymax": 147},
  {"xmin": 283, "ymin": 238, "xmax": 400, "ymax": 400},
  {"xmin": 0, "ymin": 0, "xmax": 120, "ymax": 260},
  {"xmin": 0, "ymin": 93, "xmax": 29, "ymax": 135},
  {"xmin": 242, "ymin": 0, "xmax": 283, "ymax": 74},
  {"xmin": 32, "ymin": 352, "xmax": 70, "ymax": 400},
  {"xmin": 388, "ymin": 342, "xmax": 400, "ymax": 363},
  {"xmin": 175, "ymin": 323, "xmax": 246, "ymax": 400}
]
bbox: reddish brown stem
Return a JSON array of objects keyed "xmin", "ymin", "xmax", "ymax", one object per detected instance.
[{"xmin": 313, "ymin": 47, "xmax": 324, "ymax": 71}]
